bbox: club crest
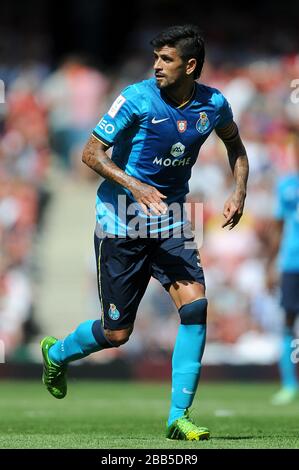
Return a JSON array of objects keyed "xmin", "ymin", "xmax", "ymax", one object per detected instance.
[
  {"xmin": 108, "ymin": 303, "xmax": 120, "ymax": 320},
  {"xmin": 177, "ymin": 120, "xmax": 187, "ymax": 133},
  {"xmin": 196, "ymin": 112, "xmax": 210, "ymax": 133}
]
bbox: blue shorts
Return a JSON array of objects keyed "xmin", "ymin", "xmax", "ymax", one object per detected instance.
[
  {"xmin": 281, "ymin": 272, "xmax": 299, "ymax": 313},
  {"xmin": 94, "ymin": 233, "xmax": 205, "ymax": 330}
]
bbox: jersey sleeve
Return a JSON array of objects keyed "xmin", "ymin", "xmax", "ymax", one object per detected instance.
[
  {"xmin": 215, "ymin": 93, "xmax": 234, "ymax": 129},
  {"xmin": 92, "ymin": 85, "xmax": 143, "ymax": 146}
]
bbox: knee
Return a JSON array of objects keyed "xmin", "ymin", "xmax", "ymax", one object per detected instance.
[
  {"xmin": 104, "ymin": 326, "xmax": 133, "ymax": 347},
  {"xmin": 178, "ymin": 298, "xmax": 208, "ymax": 325}
]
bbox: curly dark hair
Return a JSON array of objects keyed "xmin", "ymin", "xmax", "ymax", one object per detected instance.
[{"xmin": 150, "ymin": 25, "xmax": 205, "ymax": 79}]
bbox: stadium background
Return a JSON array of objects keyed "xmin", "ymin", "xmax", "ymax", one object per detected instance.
[{"xmin": 1, "ymin": 0, "xmax": 299, "ymax": 383}]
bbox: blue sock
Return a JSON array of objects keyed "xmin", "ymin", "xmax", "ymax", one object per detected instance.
[
  {"xmin": 49, "ymin": 320, "xmax": 113, "ymax": 365},
  {"xmin": 168, "ymin": 324, "xmax": 206, "ymax": 426},
  {"xmin": 279, "ymin": 329, "xmax": 298, "ymax": 390}
]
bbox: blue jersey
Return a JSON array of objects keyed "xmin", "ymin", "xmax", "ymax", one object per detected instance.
[
  {"xmin": 275, "ymin": 174, "xmax": 299, "ymax": 272},
  {"xmin": 93, "ymin": 78, "xmax": 233, "ymax": 236}
]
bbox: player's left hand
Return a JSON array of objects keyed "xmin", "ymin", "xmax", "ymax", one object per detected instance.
[{"xmin": 222, "ymin": 191, "xmax": 246, "ymax": 230}]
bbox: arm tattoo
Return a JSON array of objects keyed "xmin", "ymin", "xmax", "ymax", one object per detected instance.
[
  {"xmin": 216, "ymin": 121, "xmax": 249, "ymax": 194},
  {"xmin": 82, "ymin": 135, "xmax": 135, "ymax": 191}
]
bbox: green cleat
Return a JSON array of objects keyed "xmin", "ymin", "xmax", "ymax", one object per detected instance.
[
  {"xmin": 166, "ymin": 409, "xmax": 210, "ymax": 441},
  {"xmin": 41, "ymin": 336, "xmax": 67, "ymax": 399},
  {"xmin": 271, "ymin": 387, "xmax": 297, "ymax": 406}
]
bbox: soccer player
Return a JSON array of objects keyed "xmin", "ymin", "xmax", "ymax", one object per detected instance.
[
  {"xmin": 267, "ymin": 140, "xmax": 299, "ymax": 405},
  {"xmin": 41, "ymin": 25, "xmax": 249, "ymax": 440}
]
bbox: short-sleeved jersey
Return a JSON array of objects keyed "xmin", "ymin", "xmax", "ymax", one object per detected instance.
[
  {"xmin": 274, "ymin": 174, "xmax": 299, "ymax": 272},
  {"xmin": 93, "ymin": 77, "xmax": 233, "ymax": 236}
]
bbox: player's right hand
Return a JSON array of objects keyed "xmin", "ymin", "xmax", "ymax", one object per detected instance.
[{"xmin": 128, "ymin": 179, "xmax": 167, "ymax": 216}]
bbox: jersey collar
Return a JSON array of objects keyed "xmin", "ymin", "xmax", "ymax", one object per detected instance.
[{"xmin": 160, "ymin": 83, "xmax": 196, "ymax": 110}]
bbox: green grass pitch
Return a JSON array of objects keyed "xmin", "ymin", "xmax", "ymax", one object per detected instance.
[{"xmin": 0, "ymin": 380, "xmax": 298, "ymax": 449}]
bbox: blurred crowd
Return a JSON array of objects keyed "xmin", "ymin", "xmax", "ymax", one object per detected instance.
[{"xmin": 1, "ymin": 51, "xmax": 299, "ymax": 363}]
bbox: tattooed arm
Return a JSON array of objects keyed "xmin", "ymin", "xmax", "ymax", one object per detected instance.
[
  {"xmin": 216, "ymin": 121, "xmax": 249, "ymax": 229},
  {"xmin": 82, "ymin": 134, "xmax": 167, "ymax": 215}
]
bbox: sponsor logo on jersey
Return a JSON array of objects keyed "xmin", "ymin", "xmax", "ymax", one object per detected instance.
[
  {"xmin": 177, "ymin": 120, "xmax": 187, "ymax": 133},
  {"xmin": 108, "ymin": 304, "xmax": 120, "ymax": 321},
  {"xmin": 152, "ymin": 156, "xmax": 191, "ymax": 167},
  {"xmin": 107, "ymin": 95, "xmax": 126, "ymax": 118},
  {"xmin": 98, "ymin": 118, "xmax": 115, "ymax": 134},
  {"xmin": 196, "ymin": 111, "xmax": 210, "ymax": 133},
  {"xmin": 153, "ymin": 142, "xmax": 191, "ymax": 167},
  {"xmin": 170, "ymin": 142, "xmax": 185, "ymax": 158}
]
